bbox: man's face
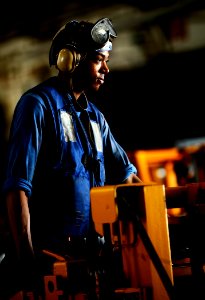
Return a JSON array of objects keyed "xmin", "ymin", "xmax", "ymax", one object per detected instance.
[
  {"xmin": 74, "ymin": 51, "xmax": 110, "ymax": 92},
  {"xmin": 88, "ymin": 51, "xmax": 110, "ymax": 91}
]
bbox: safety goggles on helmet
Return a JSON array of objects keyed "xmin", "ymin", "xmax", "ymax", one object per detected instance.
[{"xmin": 91, "ymin": 18, "xmax": 117, "ymax": 47}]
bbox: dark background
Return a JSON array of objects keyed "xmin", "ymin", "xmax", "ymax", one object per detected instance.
[{"xmin": 95, "ymin": 47, "xmax": 205, "ymax": 150}]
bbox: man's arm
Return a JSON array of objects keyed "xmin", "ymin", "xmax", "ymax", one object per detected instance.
[
  {"xmin": 6, "ymin": 190, "xmax": 39, "ymax": 292},
  {"xmin": 6, "ymin": 190, "xmax": 34, "ymax": 260}
]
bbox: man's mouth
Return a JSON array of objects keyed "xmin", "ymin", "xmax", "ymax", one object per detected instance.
[{"xmin": 96, "ymin": 78, "xmax": 104, "ymax": 84}]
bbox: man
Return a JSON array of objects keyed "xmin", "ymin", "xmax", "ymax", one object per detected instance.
[{"xmin": 2, "ymin": 17, "xmax": 141, "ymax": 297}]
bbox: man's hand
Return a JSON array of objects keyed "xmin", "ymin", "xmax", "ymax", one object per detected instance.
[{"xmin": 123, "ymin": 173, "xmax": 143, "ymax": 184}]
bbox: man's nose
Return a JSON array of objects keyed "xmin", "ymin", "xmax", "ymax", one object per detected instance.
[{"xmin": 102, "ymin": 62, "xmax": 109, "ymax": 74}]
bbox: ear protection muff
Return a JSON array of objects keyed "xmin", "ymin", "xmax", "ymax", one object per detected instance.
[{"xmin": 56, "ymin": 48, "xmax": 81, "ymax": 73}]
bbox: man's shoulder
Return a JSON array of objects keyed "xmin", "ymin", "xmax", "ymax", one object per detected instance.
[
  {"xmin": 26, "ymin": 76, "xmax": 58, "ymax": 96},
  {"xmin": 22, "ymin": 77, "xmax": 66, "ymax": 109}
]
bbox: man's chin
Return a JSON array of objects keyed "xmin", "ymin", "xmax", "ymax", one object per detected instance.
[{"xmin": 91, "ymin": 84, "xmax": 101, "ymax": 91}]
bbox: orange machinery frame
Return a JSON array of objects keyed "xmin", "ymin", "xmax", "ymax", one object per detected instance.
[
  {"xmin": 91, "ymin": 183, "xmax": 174, "ymax": 300},
  {"xmin": 127, "ymin": 148, "xmax": 182, "ymax": 187}
]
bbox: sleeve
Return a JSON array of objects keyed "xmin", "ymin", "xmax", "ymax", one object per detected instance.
[
  {"xmin": 3, "ymin": 93, "xmax": 46, "ymax": 197},
  {"xmin": 101, "ymin": 113, "xmax": 137, "ymax": 184}
]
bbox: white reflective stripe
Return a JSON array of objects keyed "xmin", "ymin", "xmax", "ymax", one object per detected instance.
[
  {"xmin": 91, "ymin": 121, "xmax": 103, "ymax": 152},
  {"xmin": 60, "ymin": 111, "xmax": 76, "ymax": 142}
]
